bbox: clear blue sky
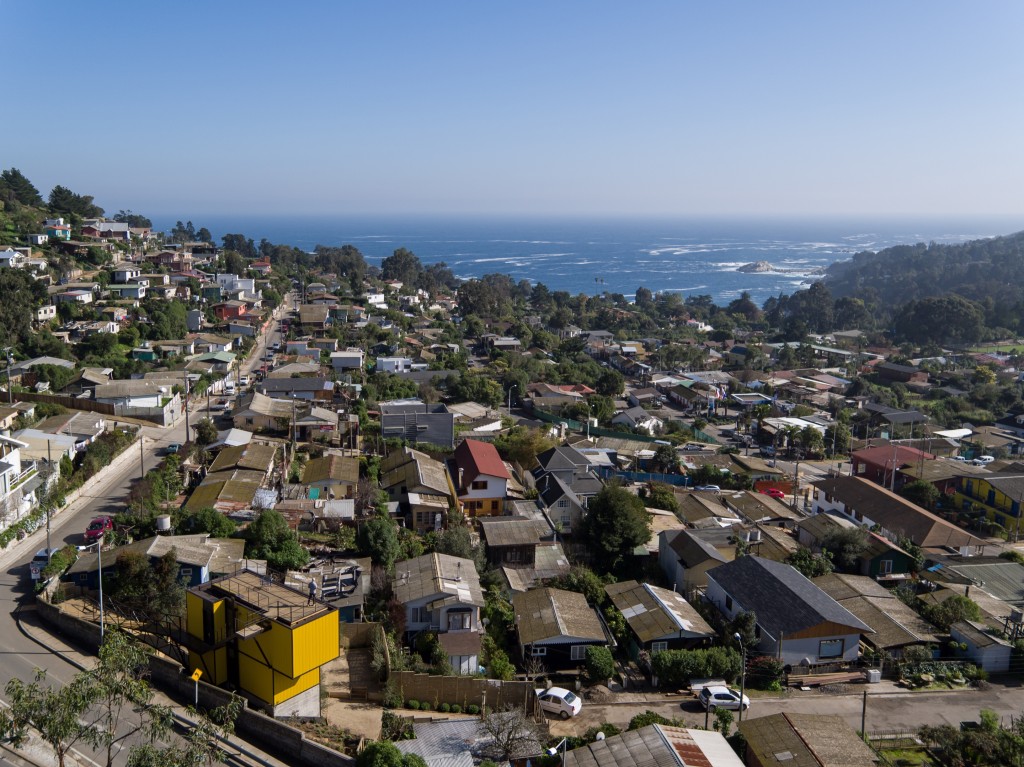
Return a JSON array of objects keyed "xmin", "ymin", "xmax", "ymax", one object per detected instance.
[{"xmin": 6, "ymin": 1, "xmax": 1023, "ymax": 218}]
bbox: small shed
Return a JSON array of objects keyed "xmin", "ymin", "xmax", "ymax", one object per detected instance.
[{"xmin": 951, "ymin": 620, "xmax": 1012, "ymax": 673}]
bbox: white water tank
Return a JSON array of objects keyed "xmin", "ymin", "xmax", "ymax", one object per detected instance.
[{"xmin": 155, "ymin": 515, "xmax": 172, "ymax": 533}]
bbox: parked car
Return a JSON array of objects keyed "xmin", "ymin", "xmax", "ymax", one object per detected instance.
[
  {"xmin": 694, "ymin": 485, "xmax": 721, "ymax": 493},
  {"xmin": 698, "ymin": 685, "xmax": 750, "ymax": 712},
  {"xmin": 85, "ymin": 515, "xmax": 114, "ymax": 543},
  {"xmin": 950, "ymin": 456, "xmax": 968, "ymax": 462},
  {"xmin": 760, "ymin": 488, "xmax": 786, "ymax": 500},
  {"xmin": 759, "ymin": 445, "xmax": 777, "ymax": 458},
  {"xmin": 536, "ymin": 687, "xmax": 582, "ymax": 719},
  {"xmin": 973, "ymin": 455, "xmax": 996, "ymax": 465},
  {"xmin": 29, "ymin": 547, "xmax": 61, "ymax": 581},
  {"xmin": 165, "ymin": 443, "xmax": 182, "ymax": 455}
]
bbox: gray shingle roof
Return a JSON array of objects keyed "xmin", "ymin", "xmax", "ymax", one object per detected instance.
[{"xmin": 707, "ymin": 556, "xmax": 872, "ymax": 638}]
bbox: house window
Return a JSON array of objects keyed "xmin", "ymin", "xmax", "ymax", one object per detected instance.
[
  {"xmin": 505, "ymin": 549, "xmax": 522, "ymax": 563},
  {"xmin": 531, "ymin": 646, "xmax": 547, "ymax": 656},
  {"xmin": 245, "ymin": 418, "xmax": 254, "ymax": 426},
  {"xmin": 471, "ymin": 480, "xmax": 487, "ymax": 490},
  {"xmin": 448, "ymin": 610, "xmax": 471, "ymax": 631},
  {"xmin": 725, "ymin": 595, "xmax": 733, "ymax": 611},
  {"xmin": 878, "ymin": 559, "xmax": 893, "ymax": 575},
  {"xmin": 557, "ymin": 499, "xmax": 570, "ymax": 508},
  {"xmin": 571, "ymin": 645, "xmax": 587, "ymax": 661},
  {"xmin": 651, "ymin": 641, "xmax": 668, "ymax": 654},
  {"xmin": 180, "ymin": 568, "xmax": 193, "ymax": 578},
  {"xmin": 819, "ymin": 639, "xmax": 844, "ymax": 659},
  {"xmin": 754, "ymin": 625, "xmax": 761, "ymax": 639}
]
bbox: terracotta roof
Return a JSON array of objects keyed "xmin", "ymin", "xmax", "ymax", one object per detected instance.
[{"xmin": 453, "ymin": 439, "xmax": 509, "ymax": 482}]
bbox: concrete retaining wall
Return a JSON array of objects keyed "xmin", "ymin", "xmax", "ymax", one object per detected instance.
[{"xmin": 340, "ymin": 621, "xmax": 379, "ymax": 649}]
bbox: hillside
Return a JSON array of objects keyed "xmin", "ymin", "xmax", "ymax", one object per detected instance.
[{"xmin": 824, "ymin": 229, "xmax": 1024, "ymax": 308}]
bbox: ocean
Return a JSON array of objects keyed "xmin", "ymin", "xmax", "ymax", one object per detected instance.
[{"xmin": 151, "ymin": 215, "xmax": 1022, "ymax": 305}]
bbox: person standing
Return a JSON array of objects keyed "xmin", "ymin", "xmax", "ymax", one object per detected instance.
[{"xmin": 307, "ymin": 578, "xmax": 317, "ymax": 605}]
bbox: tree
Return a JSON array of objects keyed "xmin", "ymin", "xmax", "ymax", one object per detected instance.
[
  {"xmin": 922, "ymin": 594, "xmax": 982, "ymax": 631},
  {"xmin": 819, "ymin": 526, "xmax": 868, "ymax": 572},
  {"xmin": 0, "ymin": 168, "xmax": 43, "ymax": 206},
  {"xmin": 358, "ymin": 511, "xmax": 401, "ymax": 573},
  {"xmin": 493, "ymin": 426, "xmax": 556, "ymax": 469},
  {"xmin": 381, "ymin": 248, "xmax": 423, "ymax": 286},
  {"xmin": 477, "ymin": 706, "xmax": 542, "ymax": 762},
  {"xmin": 125, "ymin": 695, "xmax": 243, "ymax": 767},
  {"xmin": 356, "ymin": 741, "xmax": 427, "ymax": 767},
  {"xmin": 650, "ymin": 444, "xmax": 680, "ymax": 474},
  {"xmin": 86, "ymin": 630, "xmax": 173, "ymax": 767},
  {"xmin": 585, "ymin": 645, "xmax": 615, "ymax": 683},
  {"xmin": 580, "ymin": 484, "xmax": 652, "ymax": 573},
  {"xmin": 48, "ymin": 185, "xmax": 104, "ymax": 218},
  {"xmin": 193, "ymin": 418, "xmax": 218, "ymax": 446},
  {"xmin": 0, "ymin": 669, "xmax": 96, "ymax": 767},
  {"xmin": 786, "ymin": 547, "xmax": 834, "ymax": 578},
  {"xmin": 245, "ymin": 509, "xmax": 310, "ymax": 570},
  {"xmin": 548, "ymin": 566, "xmax": 610, "ymax": 606},
  {"xmin": 899, "ymin": 479, "xmax": 940, "ymax": 510},
  {"xmin": 180, "ymin": 507, "xmax": 237, "ymax": 538},
  {"xmin": 112, "ymin": 210, "xmax": 153, "ymax": 228}
]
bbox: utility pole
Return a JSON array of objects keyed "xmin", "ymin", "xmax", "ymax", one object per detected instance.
[
  {"xmin": 4, "ymin": 348, "xmax": 12, "ymax": 404},
  {"xmin": 139, "ymin": 433, "xmax": 145, "ymax": 480},
  {"xmin": 45, "ymin": 439, "xmax": 52, "ymax": 559},
  {"xmin": 183, "ymin": 368, "xmax": 190, "ymax": 440}
]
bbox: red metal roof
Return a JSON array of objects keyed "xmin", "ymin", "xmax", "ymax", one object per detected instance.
[{"xmin": 454, "ymin": 439, "xmax": 509, "ymax": 482}]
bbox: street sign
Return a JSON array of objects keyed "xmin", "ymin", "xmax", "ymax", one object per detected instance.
[{"xmin": 191, "ymin": 668, "xmax": 203, "ymax": 682}]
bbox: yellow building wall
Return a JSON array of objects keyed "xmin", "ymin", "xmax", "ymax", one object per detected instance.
[
  {"xmin": 955, "ymin": 477, "xmax": 1021, "ymax": 535},
  {"xmin": 292, "ymin": 614, "xmax": 340, "ymax": 676},
  {"xmin": 189, "ymin": 647, "xmax": 228, "ymax": 686},
  {"xmin": 237, "ymin": 647, "xmax": 321, "ymax": 706}
]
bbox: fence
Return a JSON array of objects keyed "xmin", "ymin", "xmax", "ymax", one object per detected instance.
[
  {"xmin": 340, "ymin": 621, "xmax": 380, "ymax": 649},
  {"xmin": 390, "ymin": 670, "xmax": 540, "ymax": 714},
  {"xmin": 11, "ymin": 391, "xmax": 115, "ymax": 415}
]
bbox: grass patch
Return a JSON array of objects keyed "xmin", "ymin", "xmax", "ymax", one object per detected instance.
[{"xmin": 877, "ymin": 747, "xmax": 937, "ymax": 766}]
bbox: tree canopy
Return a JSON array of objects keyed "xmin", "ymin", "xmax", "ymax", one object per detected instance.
[{"xmin": 579, "ymin": 484, "xmax": 651, "ymax": 574}]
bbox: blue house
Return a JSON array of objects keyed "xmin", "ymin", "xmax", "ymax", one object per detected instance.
[{"xmin": 63, "ymin": 534, "xmax": 250, "ymax": 591}]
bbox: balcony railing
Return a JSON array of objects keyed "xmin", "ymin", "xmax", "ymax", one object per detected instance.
[{"xmin": 10, "ymin": 465, "xmax": 38, "ymax": 492}]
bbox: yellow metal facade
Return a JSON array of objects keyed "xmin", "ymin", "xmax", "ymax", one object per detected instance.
[
  {"xmin": 185, "ymin": 584, "xmax": 339, "ymax": 709},
  {"xmin": 955, "ymin": 476, "xmax": 1022, "ymax": 537}
]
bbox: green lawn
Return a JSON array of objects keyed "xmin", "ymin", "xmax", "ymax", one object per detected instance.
[{"xmin": 877, "ymin": 747, "xmax": 937, "ymax": 766}]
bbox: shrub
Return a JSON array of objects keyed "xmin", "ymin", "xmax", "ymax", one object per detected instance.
[
  {"xmin": 407, "ymin": 700, "xmax": 420, "ymax": 710},
  {"xmin": 746, "ymin": 656, "xmax": 785, "ymax": 691},
  {"xmin": 439, "ymin": 703, "xmax": 450, "ymax": 713},
  {"xmin": 451, "ymin": 704, "xmax": 462, "ymax": 714},
  {"xmin": 585, "ymin": 646, "xmax": 615, "ymax": 683},
  {"xmin": 649, "ymin": 646, "xmax": 742, "ymax": 687},
  {"xmin": 467, "ymin": 704, "xmax": 480, "ymax": 715},
  {"xmin": 419, "ymin": 701, "xmax": 431, "ymax": 711}
]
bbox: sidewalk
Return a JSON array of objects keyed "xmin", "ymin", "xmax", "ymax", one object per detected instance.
[{"xmin": 13, "ymin": 607, "xmax": 291, "ymax": 767}]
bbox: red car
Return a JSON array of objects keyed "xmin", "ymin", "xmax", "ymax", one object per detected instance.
[
  {"xmin": 85, "ymin": 515, "xmax": 114, "ymax": 543},
  {"xmin": 760, "ymin": 488, "xmax": 786, "ymax": 500}
]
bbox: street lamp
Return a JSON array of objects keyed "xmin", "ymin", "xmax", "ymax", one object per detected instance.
[
  {"xmin": 734, "ymin": 632, "xmax": 747, "ymax": 722},
  {"xmin": 98, "ymin": 533, "xmax": 105, "ymax": 639},
  {"xmin": 547, "ymin": 737, "xmax": 567, "ymax": 767},
  {"xmin": 507, "ymin": 384, "xmax": 516, "ymax": 413}
]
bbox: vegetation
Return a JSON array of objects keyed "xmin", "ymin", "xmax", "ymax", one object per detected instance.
[{"xmin": 579, "ymin": 484, "xmax": 652, "ymax": 573}]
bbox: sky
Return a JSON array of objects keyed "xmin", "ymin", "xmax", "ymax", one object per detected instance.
[{"xmin": 5, "ymin": 1, "xmax": 1024, "ymax": 219}]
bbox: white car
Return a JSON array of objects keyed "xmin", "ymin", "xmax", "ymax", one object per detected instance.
[
  {"xmin": 698, "ymin": 685, "xmax": 750, "ymax": 712},
  {"xmin": 694, "ymin": 485, "xmax": 721, "ymax": 493},
  {"xmin": 973, "ymin": 455, "xmax": 996, "ymax": 465},
  {"xmin": 536, "ymin": 687, "xmax": 582, "ymax": 719}
]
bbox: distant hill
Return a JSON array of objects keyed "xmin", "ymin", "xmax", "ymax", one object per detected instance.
[{"xmin": 823, "ymin": 229, "xmax": 1024, "ymax": 308}]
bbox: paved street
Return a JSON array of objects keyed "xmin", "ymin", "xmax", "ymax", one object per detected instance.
[
  {"xmin": 548, "ymin": 682, "xmax": 1024, "ymax": 738},
  {"xmin": 0, "ymin": 300, "xmax": 288, "ymax": 767}
]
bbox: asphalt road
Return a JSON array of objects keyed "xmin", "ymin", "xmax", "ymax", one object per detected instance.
[
  {"xmin": 0, "ymin": 298, "xmax": 288, "ymax": 767},
  {"xmin": 550, "ymin": 683, "xmax": 1024, "ymax": 738}
]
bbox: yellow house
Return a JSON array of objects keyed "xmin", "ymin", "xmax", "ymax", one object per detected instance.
[
  {"xmin": 185, "ymin": 569, "xmax": 338, "ymax": 717},
  {"xmin": 954, "ymin": 472, "xmax": 1024, "ymax": 539}
]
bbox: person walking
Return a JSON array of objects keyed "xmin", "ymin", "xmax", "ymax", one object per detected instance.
[{"xmin": 307, "ymin": 578, "xmax": 317, "ymax": 605}]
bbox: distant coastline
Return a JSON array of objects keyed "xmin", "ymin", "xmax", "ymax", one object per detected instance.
[{"xmin": 152, "ymin": 215, "xmax": 1016, "ymax": 304}]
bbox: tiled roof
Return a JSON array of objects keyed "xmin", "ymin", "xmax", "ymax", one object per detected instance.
[
  {"xmin": 567, "ymin": 724, "xmax": 743, "ymax": 767},
  {"xmin": 393, "ymin": 553, "xmax": 484, "ymax": 607},
  {"xmin": 302, "ymin": 453, "xmax": 359, "ymax": 485},
  {"xmin": 738, "ymin": 713, "xmax": 879, "ymax": 767}
]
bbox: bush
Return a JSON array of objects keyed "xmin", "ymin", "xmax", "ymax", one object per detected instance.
[
  {"xmin": 407, "ymin": 700, "xmax": 420, "ymax": 710},
  {"xmin": 439, "ymin": 703, "xmax": 450, "ymax": 713},
  {"xmin": 650, "ymin": 647, "xmax": 742, "ymax": 687},
  {"xmin": 746, "ymin": 655, "xmax": 785, "ymax": 691},
  {"xmin": 451, "ymin": 704, "xmax": 462, "ymax": 714},
  {"xmin": 419, "ymin": 701, "xmax": 431, "ymax": 711},
  {"xmin": 467, "ymin": 704, "xmax": 480, "ymax": 715},
  {"xmin": 585, "ymin": 646, "xmax": 615, "ymax": 683}
]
